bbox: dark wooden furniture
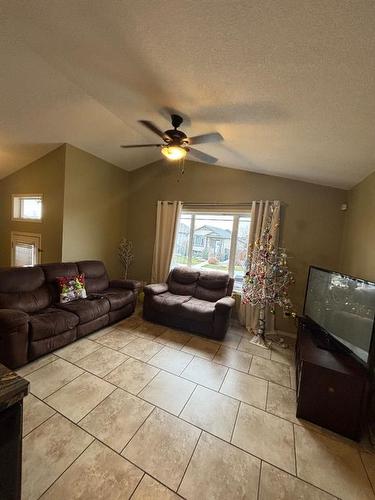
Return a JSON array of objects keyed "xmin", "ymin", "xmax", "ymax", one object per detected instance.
[
  {"xmin": 0, "ymin": 363, "xmax": 29, "ymax": 500},
  {"xmin": 295, "ymin": 319, "xmax": 369, "ymax": 441}
]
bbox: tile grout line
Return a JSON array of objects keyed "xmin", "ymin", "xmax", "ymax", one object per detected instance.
[
  {"xmin": 229, "ymin": 399, "xmax": 241, "ymax": 443},
  {"xmin": 29, "ymin": 365, "xmax": 85, "ymax": 401},
  {"xmin": 76, "ymin": 384, "xmax": 118, "ymax": 425},
  {"xmin": 292, "ymin": 422, "xmax": 298, "ymax": 477},
  {"xmin": 119, "ymin": 406, "xmax": 158, "ymax": 455},
  {"xmin": 178, "ymin": 384, "xmax": 198, "ymax": 418},
  {"xmin": 16, "ymin": 356, "xmax": 57, "ymax": 378},
  {"xmin": 257, "ymin": 461, "xmax": 264, "ymax": 500},
  {"xmin": 118, "ymin": 404, "xmax": 156, "ymax": 456},
  {"xmin": 128, "ymin": 471, "xmax": 145, "ymax": 500},
  {"xmin": 179, "ymin": 353, "xmax": 195, "ymax": 377},
  {"xmin": 22, "ymin": 410, "xmax": 56, "ymax": 439},
  {"xmin": 248, "ymin": 353, "xmax": 254, "ymax": 374},
  {"xmin": 265, "ymin": 381, "xmax": 270, "ymax": 411},
  {"xmin": 135, "ymin": 367, "xmax": 161, "ymax": 397},
  {"xmin": 176, "ymin": 429, "xmax": 203, "ymax": 494},
  {"xmin": 358, "ymin": 448, "xmax": 375, "ymax": 497},
  {"xmin": 217, "ymin": 366, "xmax": 230, "ymax": 393},
  {"xmin": 35, "ymin": 433, "xmax": 95, "ymax": 499}
]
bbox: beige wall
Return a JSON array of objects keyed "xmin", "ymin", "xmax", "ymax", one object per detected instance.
[
  {"xmin": 0, "ymin": 146, "xmax": 65, "ymax": 266},
  {"xmin": 127, "ymin": 160, "xmax": 347, "ymax": 330},
  {"xmin": 62, "ymin": 144, "xmax": 129, "ymax": 277},
  {"xmin": 340, "ymin": 171, "xmax": 375, "ymax": 281}
]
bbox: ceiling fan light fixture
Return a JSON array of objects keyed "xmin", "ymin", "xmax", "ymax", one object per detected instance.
[{"xmin": 161, "ymin": 145, "xmax": 187, "ymax": 161}]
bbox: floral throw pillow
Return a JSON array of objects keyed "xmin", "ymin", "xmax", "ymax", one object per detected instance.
[{"xmin": 57, "ymin": 274, "xmax": 87, "ymax": 303}]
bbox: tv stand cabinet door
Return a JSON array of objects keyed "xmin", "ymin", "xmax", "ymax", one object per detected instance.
[{"xmin": 296, "ymin": 361, "xmax": 365, "ymax": 440}]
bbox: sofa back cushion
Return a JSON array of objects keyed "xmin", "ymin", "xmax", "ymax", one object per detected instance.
[
  {"xmin": 168, "ymin": 267, "xmax": 199, "ymax": 296},
  {"xmin": 194, "ymin": 270, "xmax": 233, "ymax": 302},
  {"xmin": 0, "ymin": 266, "xmax": 51, "ymax": 313},
  {"xmin": 77, "ymin": 261, "xmax": 109, "ymax": 293},
  {"xmin": 41, "ymin": 263, "xmax": 80, "ymax": 303}
]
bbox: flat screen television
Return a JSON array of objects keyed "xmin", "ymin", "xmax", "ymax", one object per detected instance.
[{"xmin": 304, "ymin": 266, "xmax": 375, "ymax": 367}]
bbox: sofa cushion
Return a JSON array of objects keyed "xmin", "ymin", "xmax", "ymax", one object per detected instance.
[
  {"xmin": 99, "ymin": 288, "xmax": 134, "ymax": 311},
  {"xmin": 195, "ymin": 270, "xmax": 231, "ymax": 302},
  {"xmin": 29, "ymin": 308, "xmax": 79, "ymax": 341},
  {"xmin": 57, "ymin": 297, "xmax": 110, "ymax": 324},
  {"xmin": 151, "ymin": 291, "xmax": 191, "ymax": 313},
  {"xmin": 180, "ymin": 297, "xmax": 216, "ymax": 322},
  {"xmin": 0, "ymin": 267, "xmax": 51, "ymax": 313},
  {"xmin": 77, "ymin": 261, "xmax": 109, "ymax": 293},
  {"xmin": 168, "ymin": 267, "xmax": 199, "ymax": 296}
]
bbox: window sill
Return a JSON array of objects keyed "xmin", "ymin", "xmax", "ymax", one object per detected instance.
[{"xmin": 11, "ymin": 218, "xmax": 43, "ymax": 223}]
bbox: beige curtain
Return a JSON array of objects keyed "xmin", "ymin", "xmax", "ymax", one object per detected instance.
[
  {"xmin": 238, "ymin": 200, "xmax": 281, "ymax": 333},
  {"xmin": 151, "ymin": 201, "xmax": 183, "ymax": 283}
]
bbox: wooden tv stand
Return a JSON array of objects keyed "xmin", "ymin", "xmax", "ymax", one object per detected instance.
[{"xmin": 295, "ymin": 318, "xmax": 369, "ymax": 440}]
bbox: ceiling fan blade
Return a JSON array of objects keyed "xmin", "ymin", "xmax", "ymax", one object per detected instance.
[
  {"xmin": 189, "ymin": 148, "xmax": 218, "ymax": 164},
  {"xmin": 120, "ymin": 144, "xmax": 162, "ymax": 148},
  {"xmin": 139, "ymin": 120, "xmax": 170, "ymax": 140},
  {"xmin": 188, "ymin": 132, "xmax": 223, "ymax": 145}
]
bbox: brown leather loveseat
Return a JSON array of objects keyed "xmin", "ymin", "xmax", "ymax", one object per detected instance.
[
  {"xmin": 0, "ymin": 261, "xmax": 140, "ymax": 369},
  {"xmin": 143, "ymin": 267, "xmax": 235, "ymax": 339}
]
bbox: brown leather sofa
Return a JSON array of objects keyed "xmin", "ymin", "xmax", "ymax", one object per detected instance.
[
  {"xmin": 143, "ymin": 267, "xmax": 235, "ymax": 339},
  {"xmin": 0, "ymin": 261, "xmax": 140, "ymax": 369}
]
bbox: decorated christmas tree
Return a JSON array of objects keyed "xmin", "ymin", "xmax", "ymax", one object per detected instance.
[{"xmin": 242, "ymin": 213, "xmax": 295, "ymax": 348}]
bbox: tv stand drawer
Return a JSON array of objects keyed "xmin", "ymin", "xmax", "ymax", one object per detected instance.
[{"xmin": 296, "ymin": 361, "xmax": 365, "ymax": 440}]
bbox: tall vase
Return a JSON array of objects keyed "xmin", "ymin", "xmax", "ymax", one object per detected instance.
[{"xmin": 250, "ymin": 304, "xmax": 271, "ymax": 349}]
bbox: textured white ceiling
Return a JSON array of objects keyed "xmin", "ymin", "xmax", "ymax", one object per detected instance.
[{"xmin": 1, "ymin": 0, "xmax": 375, "ymax": 188}]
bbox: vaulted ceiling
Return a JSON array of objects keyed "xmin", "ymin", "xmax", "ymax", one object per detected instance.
[{"xmin": 1, "ymin": 1, "xmax": 375, "ymax": 188}]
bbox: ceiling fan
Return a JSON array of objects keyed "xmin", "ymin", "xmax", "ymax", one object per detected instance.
[{"xmin": 121, "ymin": 114, "xmax": 223, "ymax": 163}]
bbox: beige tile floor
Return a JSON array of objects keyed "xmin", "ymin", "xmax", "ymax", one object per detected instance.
[{"xmin": 19, "ymin": 314, "xmax": 375, "ymax": 500}]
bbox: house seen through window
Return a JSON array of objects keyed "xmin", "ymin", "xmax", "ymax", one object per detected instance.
[{"xmin": 171, "ymin": 211, "xmax": 251, "ymax": 291}]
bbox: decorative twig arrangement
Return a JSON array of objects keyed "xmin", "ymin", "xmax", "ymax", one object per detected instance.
[{"xmin": 118, "ymin": 237, "xmax": 134, "ymax": 279}]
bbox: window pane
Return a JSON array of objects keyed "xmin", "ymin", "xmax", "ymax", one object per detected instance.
[
  {"xmin": 171, "ymin": 213, "xmax": 192, "ymax": 267},
  {"xmin": 171, "ymin": 210, "xmax": 251, "ymax": 290},
  {"xmin": 21, "ymin": 198, "xmax": 42, "ymax": 219},
  {"xmin": 233, "ymin": 217, "xmax": 251, "ymax": 290},
  {"xmin": 192, "ymin": 214, "xmax": 233, "ymax": 273},
  {"xmin": 15, "ymin": 243, "xmax": 35, "ymax": 267},
  {"xmin": 13, "ymin": 195, "xmax": 43, "ymax": 220}
]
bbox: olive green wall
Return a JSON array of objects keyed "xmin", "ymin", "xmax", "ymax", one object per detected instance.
[
  {"xmin": 126, "ymin": 160, "xmax": 347, "ymax": 330},
  {"xmin": 340, "ymin": 171, "xmax": 375, "ymax": 282},
  {"xmin": 61, "ymin": 144, "xmax": 129, "ymax": 277},
  {"xmin": 0, "ymin": 146, "xmax": 65, "ymax": 266}
]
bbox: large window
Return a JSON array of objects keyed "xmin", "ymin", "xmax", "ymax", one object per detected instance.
[
  {"xmin": 12, "ymin": 195, "xmax": 43, "ymax": 221},
  {"xmin": 171, "ymin": 211, "xmax": 251, "ymax": 291}
]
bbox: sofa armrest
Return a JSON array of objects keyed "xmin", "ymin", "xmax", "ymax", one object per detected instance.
[
  {"xmin": 215, "ymin": 296, "xmax": 236, "ymax": 312},
  {"xmin": 144, "ymin": 283, "xmax": 168, "ymax": 296},
  {"xmin": 0, "ymin": 309, "xmax": 30, "ymax": 369},
  {"xmin": 0, "ymin": 309, "xmax": 29, "ymax": 329},
  {"xmin": 109, "ymin": 279, "xmax": 142, "ymax": 292}
]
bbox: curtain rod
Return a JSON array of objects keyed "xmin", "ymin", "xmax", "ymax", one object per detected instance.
[
  {"xmin": 161, "ymin": 201, "xmax": 287, "ymax": 207},
  {"xmin": 182, "ymin": 201, "xmax": 285, "ymax": 206}
]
